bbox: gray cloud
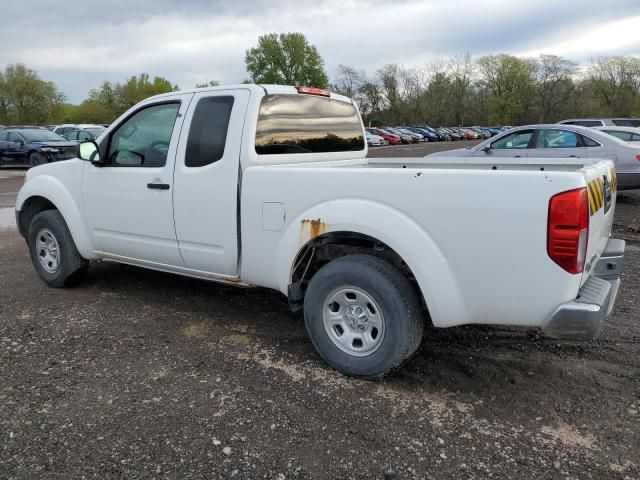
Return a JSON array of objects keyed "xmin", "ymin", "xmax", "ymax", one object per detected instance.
[{"xmin": 1, "ymin": 0, "xmax": 639, "ymax": 103}]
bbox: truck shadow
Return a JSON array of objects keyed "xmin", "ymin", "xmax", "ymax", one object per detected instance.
[{"xmin": 80, "ymin": 261, "xmax": 627, "ymax": 405}]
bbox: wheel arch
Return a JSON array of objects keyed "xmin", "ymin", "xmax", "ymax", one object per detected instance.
[
  {"xmin": 16, "ymin": 175, "xmax": 95, "ymax": 259},
  {"xmin": 274, "ymin": 199, "xmax": 468, "ymax": 327}
]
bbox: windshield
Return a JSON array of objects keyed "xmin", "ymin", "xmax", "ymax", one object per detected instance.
[{"xmin": 21, "ymin": 130, "xmax": 66, "ymax": 142}]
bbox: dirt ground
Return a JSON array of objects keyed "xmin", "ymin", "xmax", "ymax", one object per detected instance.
[{"xmin": 0, "ymin": 153, "xmax": 638, "ymax": 479}]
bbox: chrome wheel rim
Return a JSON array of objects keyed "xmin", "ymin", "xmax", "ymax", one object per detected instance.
[
  {"xmin": 36, "ymin": 228, "xmax": 60, "ymax": 273},
  {"xmin": 322, "ymin": 286, "xmax": 385, "ymax": 357}
]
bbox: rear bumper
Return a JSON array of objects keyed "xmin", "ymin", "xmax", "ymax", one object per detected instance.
[
  {"xmin": 542, "ymin": 238, "xmax": 625, "ymax": 340},
  {"xmin": 617, "ymin": 172, "xmax": 640, "ymax": 191}
]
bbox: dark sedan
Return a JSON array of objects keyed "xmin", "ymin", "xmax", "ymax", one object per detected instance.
[{"xmin": 0, "ymin": 129, "xmax": 78, "ymax": 167}]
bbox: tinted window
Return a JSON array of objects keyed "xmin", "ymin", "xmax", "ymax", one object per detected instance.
[
  {"xmin": 78, "ymin": 131, "xmax": 93, "ymax": 141},
  {"xmin": 21, "ymin": 130, "xmax": 64, "ymax": 142},
  {"xmin": 612, "ymin": 119, "xmax": 640, "ymax": 127},
  {"xmin": 632, "ymin": 133, "xmax": 640, "ymax": 142},
  {"xmin": 604, "ymin": 130, "xmax": 633, "ymax": 142},
  {"xmin": 108, "ymin": 102, "xmax": 180, "ymax": 167},
  {"xmin": 255, "ymin": 94, "xmax": 364, "ymax": 155},
  {"xmin": 185, "ymin": 96, "xmax": 234, "ymax": 167},
  {"xmin": 535, "ymin": 129, "xmax": 579, "ymax": 148},
  {"xmin": 562, "ymin": 120, "xmax": 603, "ymax": 127},
  {"xmin": 64, "ymin": 131, "xmax": 77, "ymax": 140},
  {"xmin": 0, "ymin": 132, "xmax": 7, "ymax": 141},
  {"xmin": 8, "ymin": 132, "xmax": 23, "ymax": 142},
  {"xmin": 581, "ymin": 135, "xmax": 601, "ymax": 147},
  {"xmin": 491, "ymin": 130, "xmax": 533, "ymax": 149}
]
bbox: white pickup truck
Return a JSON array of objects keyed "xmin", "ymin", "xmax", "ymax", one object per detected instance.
[{"xmin": 16, "ymin": 84, "xmax": 625, "ymax": 378}]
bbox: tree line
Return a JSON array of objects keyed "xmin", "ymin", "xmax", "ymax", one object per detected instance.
[
  {"xmin": 1, "ymin": 32, "xmax": 639, "ymax": 127},
  {"xmin": 332, "ymin": 54, "xmax": 640, "ymax": 126}
]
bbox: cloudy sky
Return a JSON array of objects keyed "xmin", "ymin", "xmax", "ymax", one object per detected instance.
[{"xmin": 2, "ymin": 0, "xmax": 640, "ymax": 103}]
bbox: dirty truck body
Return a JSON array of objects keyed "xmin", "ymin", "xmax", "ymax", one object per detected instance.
[{"xmin": 16, "ymin": 84, "xmax": 625, "ymax": 378}]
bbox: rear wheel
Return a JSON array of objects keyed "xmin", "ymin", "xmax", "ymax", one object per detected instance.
[
  {"xmin": 28, "ymin": 210, "xmax": 88, "ymax": 287},
  {"xmin": 29, "ymin": 152, "xmax": 47, "ymax": 167},
  {"xmin": 304, "ymin": 254, "xmax": 424, "ymax": 379}
]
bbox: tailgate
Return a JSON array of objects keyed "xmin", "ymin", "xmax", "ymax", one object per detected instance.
[{"xmin": 582, "ymin": 160, "xmax": 617, "ymax": 285}]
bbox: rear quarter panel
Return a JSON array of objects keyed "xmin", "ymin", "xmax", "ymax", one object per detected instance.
[{"xmin": 240, "ymin": 164, "xmax": 587, "ymax": 328}]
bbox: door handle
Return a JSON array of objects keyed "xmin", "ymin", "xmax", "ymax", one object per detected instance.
[
  {"xmin": 147, "ymin": 182, "xmax": 170, "ymax": 190},
  {"xmin": 514, "ymin": 155, "xmax": 521, "ymax": 158},
  {"xmin": 569, "ymin": 155, "xmax": 578, "ymax": 158}
]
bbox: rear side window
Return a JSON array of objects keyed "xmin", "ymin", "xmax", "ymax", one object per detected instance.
[
  {"xmin": 535, "ymin": 129, "xmax": 579, "ymax": 148},
  {"xmin": 604, "ymin": 130, "xmax": 633, "ymax": 142},
  {"xmin": 612, "ymin": 119, "xmax": 640, "ymax": 127},
  {"xmin": 255, "ymin": 94, "xmax": 364, "ymax": 155},
  {"xmin": 491, "ymin": 130, "xmax": 533, "ymax": 149},
  {"xmin": 0, "ymin": 132, "xmax": 7, "ymax": 141},
  {"xmin": 185, "ymin": 96, "xmax": 234, "ymax": 167},
  {"xmin": 581, "ymin": 135, "xmax": 601, "ymax": 147},
  {"xmin": 562, "ymin": 120, "xmax": 603, "ymax": 127}
]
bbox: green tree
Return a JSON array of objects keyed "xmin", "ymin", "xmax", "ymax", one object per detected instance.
[
  {"xmin": 0, "ymin": 63, "xmax": 65, "ymax": 124},
  {"xmin": 476, "ymin": 54, "xmax": 537, "ymax": 125},
  {"xmin": 535, "ymin": 55, "xmax": 577, "ymax": 122},
  {"xmin": 245, "ymin": 33, "xmax": 328, "ymax": 87},
  {"xmin": 195, "ymin": 80, "xmax": 220, "ymax": 88},
  {"xmin": 76, "ymin": 100, "xmax": 117, "ymax": 124},
  {"xmin": 86, "ymin": 73, "xmax": 177, "ymax": 120}
]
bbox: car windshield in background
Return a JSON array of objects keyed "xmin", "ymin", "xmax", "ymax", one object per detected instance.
[
  {"xmin": 255, "ymin": 94, "xmax": 364, "ymax": 155},
  {"xmin": 612, "ymin": 119, "xmax": 640, "ymax": 127},
  {"xmin": 85, "ymin": 127, "xmax": 105, "ymax": 136},
  {"xmin": 20, "ymin": 130, "xmax": 65, "ymax": 142}
]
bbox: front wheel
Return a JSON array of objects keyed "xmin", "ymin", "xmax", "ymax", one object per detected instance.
[
  {"xmin": 304, "ymin": 255, "xmax": 424, "ymax": 379},
  {"xmin": 28, "ymin": 210, "xmax": 88, "ymax": 287}
]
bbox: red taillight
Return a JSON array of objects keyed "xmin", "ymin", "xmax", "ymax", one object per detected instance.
[
  {"xmin": 547, "ymin": 188, "xmax": 589, "ymax": 274},
  {"xmin": 296, "ymin": 86, "xmax": 331, "ymax": 97},
  {"xmin": 636, "ymin": 154, "xmax": 640, "ymax": 162}
]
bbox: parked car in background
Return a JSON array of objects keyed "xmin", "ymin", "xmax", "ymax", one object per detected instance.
[
  {"xmin": 416, "ymin": 126, "xmax": 443, "ymax": 141},
  {"xmin": 367, "ymin": 128, "xmax": 400, "ymax": 145},
  {"xmin": 382, "ymin": 127, "xmax": 414, "ymax": 144},
  {"xmin": 557, "ymin": 118, "xmax": 640, "ymax": 128},
  {"xmin": 0, "ymin": 129, "xmax": 78, "ymax": 167},
  {"xmin": 435, "ymin": 128, "xmax": 452, "ymax": 141},
  {"xmin": 443, "ymin": 128, "xmax": 463, "ymax": 140},
  {"xmin": 405, "ymin": 127, "xmax": 437, "ymax": 141},
  {"xmin": 63, "ymin": 126, "xmax": 106, "ymax": 142},
  {"xmin": 593, "ymin": 126, "xmax": 640, "ymax": 143},
  {"xmin": 52, "ymin": 124, "xmax": 79, "ymax": 136},
  {"xmin": 365, "ymin": 132, "xmax": 385, "ymax": 147},
  {"xmin": 428, "ymin": 124, "xmax": 640, "ymax": 189},
  {"xmin": 458, "ymin": 128, "xmax": 478, "ymax": 140},
  {"xmin": 396, "ymin": 128, "xmax": 424, "ymax": 142}
]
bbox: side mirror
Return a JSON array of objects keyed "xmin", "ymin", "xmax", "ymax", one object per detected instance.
[
  {"xmin": 481, "ymin": 145, "xmax": 491, "ymax": 153},
  {"xmin": 78, "ymin": 140, "xmax": 102, "ymax": 165}
]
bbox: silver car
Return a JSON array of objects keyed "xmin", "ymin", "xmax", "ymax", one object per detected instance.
[
  {"xmin": 427, "ymin": 124, "xmax": 640, "ymax": 190},
  {"xmin": 557, "ymin": 118, "xmax": 640, "ymax": 128},
  {"xmin": 593, "ymin": 126, "xmax": 640, "ymax": 143}
]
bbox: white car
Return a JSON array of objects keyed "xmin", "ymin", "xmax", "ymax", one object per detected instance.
[
  {"xmin": 428, "ymin": 124, "xmax": 640, "ymax": 190},
  {"xmin": 51, "ymin": 124, "xmax": 78, "ymax": 136},
  {"xmin": 366, "ymin": 132, "xmax": 385, "ymax": 146},
  {"xmin": 593, "ymin": 126, "xmax": 640, "ymax": 143},
  {"xmin": 16, "ymin": 85, "xmax": 625, "ymax": 378}
]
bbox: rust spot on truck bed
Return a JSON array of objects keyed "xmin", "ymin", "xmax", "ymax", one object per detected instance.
[{"xmin": 301, "ymin": 218, "xmax": 327, "ymax": 239}]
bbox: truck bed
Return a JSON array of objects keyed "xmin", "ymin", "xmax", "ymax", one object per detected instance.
[{"xmin": 366, "ymin": 156, "xmax": 604, "ymax": 172}]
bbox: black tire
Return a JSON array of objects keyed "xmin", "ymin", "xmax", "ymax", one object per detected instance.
[
  {"xmin": 28, "ymin": 210, "xmax": 89, "ymax": 288},
  {"xmin": 303, "ymin": 254, "xmax": 424, "ymax": 379},
  {"xmin": 29, "ymin": 152, "xmax": 47, "ymax": 167}
]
